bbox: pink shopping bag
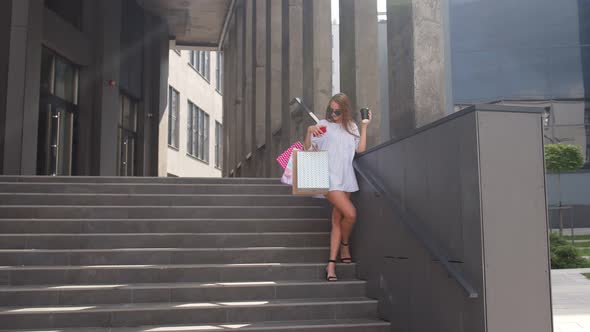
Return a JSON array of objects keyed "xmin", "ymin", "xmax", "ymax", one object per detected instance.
[{"xmin": 276, "ymin": 142, "xmax": 304, "ymax": 169}]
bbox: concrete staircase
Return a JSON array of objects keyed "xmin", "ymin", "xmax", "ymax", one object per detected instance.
[{"xmin": 0, "ymin": 176, "xmax": 389, "ymax": 332}]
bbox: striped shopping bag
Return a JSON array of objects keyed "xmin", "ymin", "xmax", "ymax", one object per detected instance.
[{"xmin": 276, "ymin": 142, "xmax": 304, "ymax": 170}]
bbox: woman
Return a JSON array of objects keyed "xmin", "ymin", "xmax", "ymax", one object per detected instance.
[{"xmin": 304, "ymin": 93, "xmax": 371, "ymax": 281}]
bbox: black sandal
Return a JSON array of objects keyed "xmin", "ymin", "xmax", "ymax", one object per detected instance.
[
  {"xmin": 326, "ymin": 260, "xmax": 338, "ymax": 281},
  {"xmin": 340, "ymin": 241, "xmax": 353, "ymax": 264}
]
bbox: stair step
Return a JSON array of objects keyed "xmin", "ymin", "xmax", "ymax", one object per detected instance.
[
  {"xmin": 0, "ymin": 218, "xmax": 331, "ymax": 234},
  {"xmin": 0, "ymin": 263, "xmax": 358, "ymax": 286},
  {"xmin": 0, "ymin": 298, "xmax": 379, "ymax": 329},
  {"xmin": 0, "ymin": 193, "xmax": 327, "ymax": 206},
  {"xmin": 0, "ymin": 232, "xmax": 331, "ymax": 249},
  {"xmin": 0, "ymin": 176, "xmax": 281, "ymax": 184},
  {"xmin": 0, "ymin": 183, "xmax": 292, "ymax": 195},
  {"xmin": 0, "ymin": 318, "xmax": 390, "ymax": 332},
  {"xmin": 0, "ymin": 247, "xmax": 331, "ymax": 266},
  {"xmin": 0, "ymin": 206, "xmax": 330, "ymax": 219},
  {"xmin": 0, "ymin": 280, "xmax": 366, "ymax": 306}
]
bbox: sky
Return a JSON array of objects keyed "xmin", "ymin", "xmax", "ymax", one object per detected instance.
[{"xmin": 331, "ymin": 0, "xmax": 387, "ymax": 23}]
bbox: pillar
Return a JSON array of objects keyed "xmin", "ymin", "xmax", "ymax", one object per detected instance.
[
  {"xmin": 288, "ymin": 0, "xmax": 304, "ymax": 144},
  {"xmin": 387, "ymin": 0, "xmax": 447, "ymax": 138},
  {"xmin": 311, "ymin": 0, "xmax": 332, "ymax": 115},
  {"xmin": 97, "ymin": 0, "xmax": 122, "ymax": 176},
  {"xmin": 255, "ymin": 0, "xmax": 268, "ymax": 176},
  {"xmin": 2, "ymin": 0, "xmax": 44, "ymax": 175},
  {"xmin": 339, "ymin": 0, "xmax": 381, "ymax": 147},
  {"xmin": 269, "ymin": 0, "xmax": 284, "ymax": 177}
]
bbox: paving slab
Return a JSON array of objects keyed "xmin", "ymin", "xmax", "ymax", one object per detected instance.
[{"xmin": 552, "ymin": 268, "xmax": 590, "ymax": 332}]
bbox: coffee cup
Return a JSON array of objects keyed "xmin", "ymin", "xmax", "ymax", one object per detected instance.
[{"xmin": 360, "ymin": 108, "xmax": 370, "ymax": 123}]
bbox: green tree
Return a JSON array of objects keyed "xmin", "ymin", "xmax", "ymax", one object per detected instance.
[
  {"xmin": 550, "ymin": 233, "xmax": 590, "ymax": 269},
  {"xmin": 545, "ymin": 144, "xmax": 584, "ymax": 235},
  {"xmin": 545, "ymin": 144, "xmax": 584, "ymax": 172}
]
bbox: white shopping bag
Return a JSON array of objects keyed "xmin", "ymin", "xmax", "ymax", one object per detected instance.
[{"xmin": 292, "ymin": 150, "xmax": 329, "ymax": 196}]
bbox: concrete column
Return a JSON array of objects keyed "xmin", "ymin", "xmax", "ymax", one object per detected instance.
[
  {"xmin": 339, "ymin": 0, "xmax": 381, "ymax": 147},
  {"xmin": 151, "ymin": 16, "xmax": 169, "ymax": 177},
  {"xmin": 222, "ymin": 16, "xmax": 236, "ymax": 177},
  {"xmin": 311, "ymin": 0, "xmax": 332, "ymax": 116},
  {"xmin": 269, "ymin": 0, "xmax": 283, "ymax": 177},
  {"xmin": 244, "ymin": 0, "xmax": 254, "ymax": 168},
  {"xmin": 280, "ymin": 0, "xmax": 291, "ymax": 151},
  {"xmin": 302, "ymin": 0, "xmax": 314, "ymax": 111},
  {"xmin": 0, "ymin": 1, "xmax": 10, "ymax": 173},
  {"xmin": 288, "ymin": 0, "xmax": 305, "ymax": 144},
  {"xmin": 387, "ymin": 0, "xmax": 447, "ymax": 138},
  {"xmin": 140, "ymin": 14, "xmax": 154, "ymax": 177},
  {"xmin": 235, "ymin": 3, "xmax": 245, "ymax": 174},
  {"xmin": 254, "ymin": 0, "xmax": 267, "ymax": 176},
  {"xmin": 2, "ymin": 0, "xmax": 44, "ymax": 175},
  {"xmin": 97, "ymin": 0, "xmax": 122, "ymax": 176},
  {"xmin": 76, "ymin": 1, "xmax": 98, "ymax": 175}
]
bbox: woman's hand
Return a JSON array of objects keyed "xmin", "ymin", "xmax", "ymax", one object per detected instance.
[
  {"xmin": 308, "ymin": 125, "xmax": 326, "ymax": 137},
  {"xmin": 361, "ymin": 110, "xmax": 372, "ymax": 126}
]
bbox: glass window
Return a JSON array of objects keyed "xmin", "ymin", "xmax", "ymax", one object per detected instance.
[
  {"xmin": 204, "ymin": 113, "xmax": 210, "ymax": 162},
  {"xmin": 41, "ymin": 50, "xmax": 79, "ymax": 105},
  {"xmin": 215, "ymin": 122, "xmax": 223, "ymax": 169},
  {"xmin": 187, "ymin": 102, "xmax": 194, "ymax": 154},
  {"xmin": 54, "ymin": 58, "xmax": 78, "ymax": 104},
  {"xmin": 216, "ymin": 52, "xmax": 223, "ymax": 93},
  {"xmin": 168, "ymin": 87, "xmax": 179, "ymax": 148},
  {"xmin": 186, "ymin": 101, "xmax": 210, "ymax": 162},
  {"xmin": 189, "ymin": 51, "xmax": 210, "ymax": 82}
]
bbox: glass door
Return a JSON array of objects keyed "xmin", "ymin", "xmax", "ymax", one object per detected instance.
[
  {"xmin": 37, "ymin": 48, "xmax": 79, "ymax": 176},
  {"xmin": 117, "ymin": 94, "xmax": 138, "ymax": 176},
  {"xmin": 37, "ymin": 102, "xmax": 74, "ymax": 175}
]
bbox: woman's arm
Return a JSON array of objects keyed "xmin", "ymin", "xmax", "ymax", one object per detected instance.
[
  {"xmin": 305, "ymin": 125, "xmax": 325, "ymax": 150},
  {"xmin": 356, "ymin": 124, "xmax": 368, "ymax": 153},
  {"xmin": 356, "ymin": 111, "xmax": 372, "ymax": 153}
]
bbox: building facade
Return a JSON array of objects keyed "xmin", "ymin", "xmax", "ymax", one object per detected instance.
[
  {"xmin": 0, "ymin": 0, "xmax": 233, "ymax": 177},
  {"xmin": 0, "ymin": 0, "xmax": 171, "ymax": 176},
  {"xmin": 450, "ymin": 0, "xmax": 590, "ymax": 166},
  {"xmin": 165, "ymin": 49, "xmax": 223, "ymax": 177}
]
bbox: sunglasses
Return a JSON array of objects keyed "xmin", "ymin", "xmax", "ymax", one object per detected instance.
[{"xmin": 329, "ymin": 108, "xmax": 342, "ymax": 116}]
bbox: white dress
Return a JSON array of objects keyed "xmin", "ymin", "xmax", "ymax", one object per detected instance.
[{"xmin": 311, "ymin": 119, "xmax": 360, "ymax": 192}]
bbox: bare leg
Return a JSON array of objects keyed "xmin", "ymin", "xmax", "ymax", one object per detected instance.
[
  {"xmin": 327, "ymin": 206, "xmax": 343, "ymax": 279},
  {"xmin": 326, "ymin": 192, "xmax": 356, "ymax": 262}
]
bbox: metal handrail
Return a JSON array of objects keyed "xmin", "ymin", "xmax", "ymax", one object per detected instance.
[{"xmin": 353, "ymin": 161, "xmax": 479, "ymax": 299}]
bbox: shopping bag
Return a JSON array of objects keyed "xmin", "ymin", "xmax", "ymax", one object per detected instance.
[
  {"xmin": 276, "ymin": 142, "xmax": 304, "ymax": 170},
  {"xmin": 280, "ymin": 149, "xmax": 297, "ymax": 185},
  {"xmin": 292, "ymin": 150, "xmax": 329, "ymax": 195}
]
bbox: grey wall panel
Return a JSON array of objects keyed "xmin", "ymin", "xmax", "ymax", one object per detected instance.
[
  {"xmin": 477, "ymin": 110, "xmax": 552, "ymax": 332},
  {"xmin": 353, "ymin": 106, "xmax": 549, "ymax": 331},
  {"xmin": 19, "ymin": 0, "xmax": 43, "ymax": 175},
  {"xmin": 42, "ymin": 8, "xmax": 91, "ymax": 66},
  {"xmin": 119, "ymin": 0, "xmax": 144, "ymax": 99},
  {"xmin": 547, "ymin": 172, "xmax": 590, "ymax": 205}
]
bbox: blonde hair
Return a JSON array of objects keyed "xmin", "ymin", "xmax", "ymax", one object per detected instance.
[{"xmin": 325, "ymin": 93, "xmax": 358, "ymax": 137}]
